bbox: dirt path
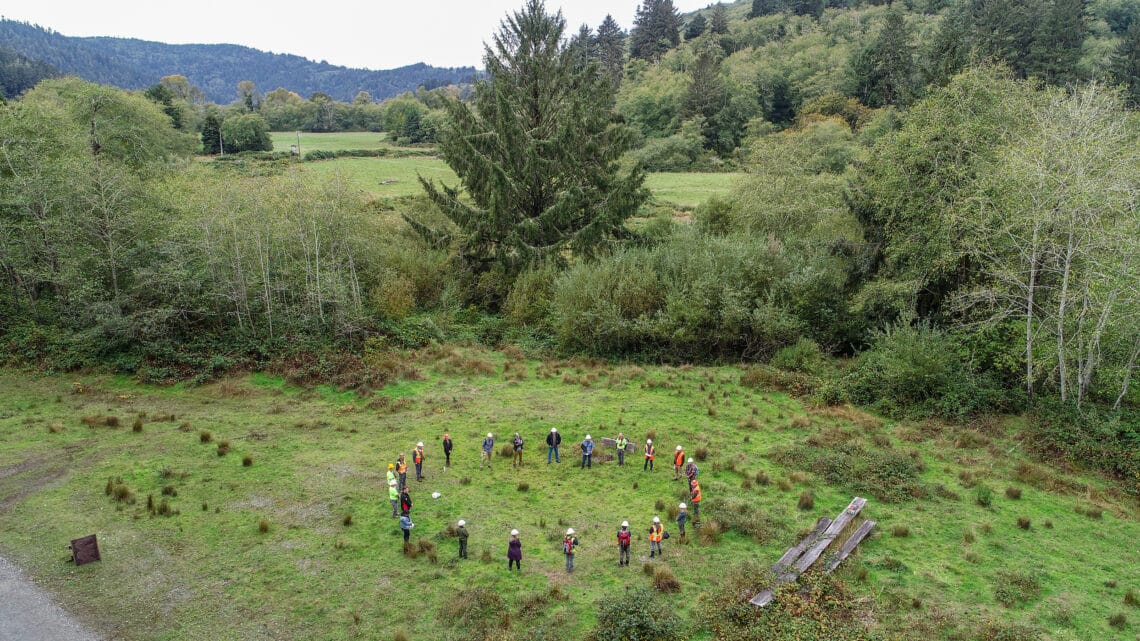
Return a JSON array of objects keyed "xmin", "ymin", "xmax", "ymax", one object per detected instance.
[{"xmin": 0, "ymin": 554, "xmax": 102, "ymax": 641}]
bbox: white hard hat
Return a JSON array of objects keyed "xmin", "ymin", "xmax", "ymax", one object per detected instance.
[
  {"xmin": 585, "ymin": 434, "xmax": 591, "ymax": 440},
  {"xmin": 458, "ymin": 520, "xmax": 466, "ymax": 526},
  {"xmin": 653, "ymin": 516, "xmax": 661, "ymax": 523},
  {"xmin": 511, "ymin": 529, "xmax": 519, "ymax": 536},
  {"xmin": 566, "ymin": 528, "xmax": 575, "ymax": 535},
  {"xmin": 388, "ymin": 479, "xmax": 397, "ymax": 486},
  {"xmin": 676, "ymin": 445, "xmax": 682, "ymax": 451},
  {"xmin": 679, "ymin": 502, "xmax": 687, "ymax": 509},
  {"xmin": 687, "ymin": 457, "xmax": 693, "ymax": 463},
  {"xmin": 487, "ymin": 432, "xmax": 493, "ymax": 438},
  {"xmin": 417, "ymin": 442, "xmax": 424, "ymax": 447},
  {"xmin": 551, "ymin": 428, "xmax": 557, "ymax": 432},
  {"xmin": 621, "ymin": 521, "xmax": 629, "ymax": 527},
  {"xmin": 647, "ymin": 438, "xmax": 652, "ymax": 444}
]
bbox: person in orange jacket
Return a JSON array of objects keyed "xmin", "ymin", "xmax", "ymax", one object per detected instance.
[
  {"xmin": 689, "ymin": 477, "xmax": 702, "ymax": 523},
  {"xmin": 643, "ymin": 438, "xmax": 655, "ymax": 471},
  {"xmin": 673, "ymin": 445, "xmax": 685, "ymax": 480},
  {"xmin": 649, "ymin": 516, "xmax": 664, "ymax": 557},
  {"xmin": 395, "ymin": 454, "xmax": 408, "ymax": 491},
  {"xmin": 414, "ymin": 442, "xmax": 425, "ymax": 481}
]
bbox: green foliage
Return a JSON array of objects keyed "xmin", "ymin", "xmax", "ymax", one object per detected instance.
[
  {"xmin": 993, "ymin": 570, "xmax": 1042, "ymax": 608},
  {"xmin": 631, "ymin": 0, "xmax": 683, "ymax": 61},
  {"xmin": 0, "ymin": 43, "xmax": 58, "ymax": 99},
  {"xmin": 772, "ymin": 440, "xmax": 926, "ymax": 502},
  {"xmin": 220, "ymin": 113, "xmax": 273, "ymax": 153},
  {"xmin": 590, "ymin": 587, "xmax": 685, "ymax": 641},
  {"xmin": 1025, "ymin": 400, "xmax": 1140, "ymax": 496},
  {"xmin": 416, "ymin": 0, "xmax": 647, "ymax": 304},
  {"xmin": 438, "ymin": 588, "xmax": 509, "ymax": 641},
  {"xmin": 847, "ymin": 9, "xmax": 917, "ymax": 107},
  {"xmin": 769, "ymin": 338, "xmax": 823, "ymax": 374}
]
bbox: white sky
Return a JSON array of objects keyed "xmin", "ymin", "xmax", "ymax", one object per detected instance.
[{"xmin": 2, "ymin": 1, "xmax": 714, "ymax": 69}]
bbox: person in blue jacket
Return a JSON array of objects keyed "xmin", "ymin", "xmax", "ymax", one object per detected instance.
[
  {"xmin": 580, "ymin": 434, "xmax": 595, "ymax": 469},
  {"xmin": 481, "ymin": 432, "xmax": 494, "ymax": 470}
]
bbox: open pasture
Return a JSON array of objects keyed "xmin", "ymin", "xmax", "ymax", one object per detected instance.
[{"xmin": 0, "ymin": 352, "xmax": 1136, "ymax": 641}]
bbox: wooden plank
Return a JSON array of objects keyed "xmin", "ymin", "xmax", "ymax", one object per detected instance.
[
  {"xmin": 749, "ymin": 517, "xmax": 831, "ymax": 606},
  {"xmin": 598, "ymin": 437, "xmax": 636, "ymax": 453},
  {"xmin": 792, "ymin": 497, "xmax": 866, "ymax": 573},
  {"xmin": 823, "ymin": 520, "xmax": 875, "ymax": 574}
]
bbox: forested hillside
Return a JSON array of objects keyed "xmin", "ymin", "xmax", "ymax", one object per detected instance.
[
  {"xmin": 0, "ymin": 20, "xmax": 476, "ymax": 102},
  {"xmin": 0, "ymin": 43, "xmax": 58, "ymax": 99}
]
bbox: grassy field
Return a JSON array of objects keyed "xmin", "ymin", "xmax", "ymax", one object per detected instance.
[
  {"xmin": 1, "ymin": 352, "xmax": 1136, "ymax": 641},
  {"xmin": 644, "ymin": 172, "xmax": 741, "ymax": 210},
  {"xmin": 270, "ymin": 131, "xmax": 390, "ymax": 153}
]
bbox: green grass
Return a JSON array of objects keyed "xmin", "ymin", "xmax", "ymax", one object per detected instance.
[
  {"xmin": 304, "ymin": 156, "xmax": 459, "ymax": 198},
  {"xmin": 644, "ymin": 172, "xmax": 743, "ymax": 210},
  {"xmin": 269, "ymin": 131, "xmax": 390, "ymax": 153},
  {"xmin": 0, "ymin": 356, "xmax": 1135, "ymax": 641}
]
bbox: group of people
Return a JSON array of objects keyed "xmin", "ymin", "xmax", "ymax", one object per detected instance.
[{"xmin": 386, "ymin": 430, "xmax": 706, "ymax": 571}]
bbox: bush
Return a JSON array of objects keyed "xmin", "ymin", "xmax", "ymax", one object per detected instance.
[
  {"xmin": 771, "ymin": 442, "xmax": 926, "ymax": 503},
  {"xmin": 1025, "ymin": 400, "xmax": 1139, "ymax": 497},
  {"xmin": 589, "ymin": 587, "xmax": 684, "ymax": 641},
  {"xmin": 976, "ymin": 486, "xmax": 994, "ymax": 508},
  {"xmin": 653, "ymin": 566, "xmax": 682, "ymax": 592},
  {"xmin": 199, "ymin": 431, "xmax": 212, "ymax": 443},
  {"xmin": 798, "ymin": 490, "xmax": 815, "ymax": 510},
  {"xmin": 994, "ymin": 570, "xmax": 1041, "ymax": 607},
  {"xmin": 770, "ymin": 338, "xmax": 824, "ymax": 375}
]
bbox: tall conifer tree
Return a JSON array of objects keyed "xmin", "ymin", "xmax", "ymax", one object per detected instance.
[
  {"xmin": 416, "ymin": 0, "xmax": 647, "ymax": 301},
  {"xmin": 594, "ymin": 15, "xmax": 627, "ymax": 89},
  {"xmin": 630, "ymin": 0, "xmax": 683, "ymax": 60}
]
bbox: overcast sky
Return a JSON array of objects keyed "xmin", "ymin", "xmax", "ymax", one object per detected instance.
[{"xmin": 2, "ymin": 1, "xmax": 713, "ymax": 69}]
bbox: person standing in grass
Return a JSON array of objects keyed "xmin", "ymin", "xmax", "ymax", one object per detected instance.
[
  {"xmin": 563, "ymin": 528, "xmax": 579, "ymax": 573},
  {"xmin": 580, "ymin": 434, "xmax": 595, "ymax": 469},
  {"xmin": 546, "ymin": 427, "xmax": 561, "ymax": 464},
  {"xmin": 414, "ymin": 442, "xmax": 425, "ymax": 481},
  {"xmin": 508, "ymin": 529, "xmax": 522, "ymax": 571},
  {"xmin": 442, "ymin": 433, "xmax": 453, "ymax": 470},
  {"xmin": 617, "ymin": 521, "xmax": 631, "ymax": 566},
  {"xmin": 649, "ymin": 516, "xmax": 664, "ymax": 557},
  {"xmin": 673, "ymin": 445, "xmax": 685, "ymax": 480},
  {"xmin": 615, "ymin": 432, "xmax": 628, "ymax": 466},
  {"xmin": 676, "ymin": 503, "xmax": 688, "ymax": 542},
  {"xmin": 400, "ymin": 511, "xmax": 414, "ymax": 544},
  {"xmin": 512, "ymin": 432, "xmax": 524, "ymax": 468},
  {"xmin": 457, "ymin": 519, "xmax": 469, "ymax": 559},
  {"xmin": 388, "ymin": 479, "xmax": 400, "ymax": 517},
  {"xmin": 386, "ymin": 463, "xmax": 397, "ymax": 488},
  {"xmin": 690, "ymin": 478, "xmax": 702, "ymax": 524},
  {"xmin": 400, "ymin": 486, "xmax": 413, "ymax": 516},
  {"xmin": 396, "ymin": 454, "xmax": 408, "ymax": 491},
  {"xmin": 684, "ymin": 457, "xmax": 698, "ymax": 482},
  {"xmin": 643, "ymin": 439, "xmax": 655, "ymax": 471},
  {"xmin": 481, "ymin": 433, "xmax": 495, "ymax": 469}
]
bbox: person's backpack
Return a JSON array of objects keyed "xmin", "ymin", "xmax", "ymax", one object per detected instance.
[
  {"xmin": 563, "ymin": 538, "xmax": 574, "ymax": 554},
  {"xmin": 617, "ymin": 530, "xmax": 631, "ymax": 546}
]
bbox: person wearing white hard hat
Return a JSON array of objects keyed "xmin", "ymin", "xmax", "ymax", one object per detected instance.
[
  {"xmin": 507, "ymin": 529, "xmax": 522, "ymax": 571},
  {"xmin": 616, "ymin": 521, "xmax": 631, "ymax": 566},
  {"xmin": 649, "ymin": 516, "xmax": 664, "ymax": 557},
  {"xmin": 512, "ymin": 432, "xmax": 524, "ymax": 469},
  {"xmin": 676, "ymin": 503, "xmax": 689, "ymax": 542},
  {"xmin": 673, "ymin": 445, "xmax": 685, "ymax": 480},
  {"xmin": 643, "ymin": 438, "xmax": 655, "ymax": 471},
  {"xmin": 457, "ymin": 519, "xmax": 469, "ymax": 559},
  {"xmin": 562, "ymin": 528, "xmax": 579, "ymax": 572},
  {"xmin": 546, "ymin": 427, "xmax": 561, "ymax": 464},
  {"xmin": 481, "ymin": 432, "xmax": 495, "ymax": 469},
  {"xmin": 388, "ymin": 479, "xmax": 400, "ymax": 517},
  {"xmin": 684, "ymin": 457, "xmax": 699, "ymax": 481},
  {"xmin": 615, "ymin": 432, "xmax": 629, "ymax": 466},
  {"xmin": 414, "ymin": 442, "xmax": 426, "ymax": 481},
  {"xmin": 580, "ymin": 434, "xmax": 595, "ymax": 469}
]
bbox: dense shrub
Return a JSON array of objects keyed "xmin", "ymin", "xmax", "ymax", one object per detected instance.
[
  {"xmin": 769, "ymin": 338, "xmax": 824, "ymax": 374},
  {"xmin": 838, "ymin": 323, "xmax": 1012, "ymax": 419},
  {"xmin": 590, "ymin": 587, "xmax": 685, "ymax": 641},
  {"xmin": 771, "ymin": 442, "xmax": 926, "ymax": 503},
  {"xmin": 1025, "ymin": 400, "xmax": 1139, "ymax": 496},
  {"xmin": 994, "ymin": 570, "xmax": 1041, "ymax": 608}
]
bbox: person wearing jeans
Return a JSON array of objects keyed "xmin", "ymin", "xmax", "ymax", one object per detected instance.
[
  {"xmin": 481, "ymin": 433, "xmax": 494, "ymax": 469},
  {"xmin": 580, "ymin": 435, "xmax": 594, "ymax": 469},
  {"xmin": 546, "ymin": 428, "xmax": 561, "ymax": 463},
  {"xmin": 615, "ymin": 433, "xmax": 628, "ymax": 466},
  {"xmin": 563, "ymin": 528, "xmax": 578, "ymax": 572}
]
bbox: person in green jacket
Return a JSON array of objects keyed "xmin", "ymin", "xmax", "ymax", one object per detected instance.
[
  {"xmin": 456, "ymin": 519, "xmax": 469, "ymax": 559},
  {"xmin": 615, "ymin": 432, "xmax": 629, "ymax": 466},
  {"xmin": 387, "ymin": 479, "xmax": 399, "ymax": 517}
]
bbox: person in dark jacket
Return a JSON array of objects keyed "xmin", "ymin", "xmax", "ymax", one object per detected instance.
[
  {"xmin": 507, "ymin": 529, "xmax": 522, "ymax": 571},
  {"xmin": 442, "ymin": 433, "xmax": 453, "ymax": 469},
  {"xmin": 400, "ymin": 512, "xmax": 414, "ymax": 543},
  {"xmin": 457, "ymin": 519, "xmax": 469, "ymax": 559},
  {"xmin": 580, "ymin": 435, "xmax": 595, "ymax": 469},
  {"xmin": 481, "ymin": 433, "xmax": 494, "ymax": 469},
  {"xmin": 512, "ymin": 432, "xmax": 524, "ymax": 468},
  {"xmin": 546, "ymin": 428, "xmax": 561, "ymax": 464},
  {"xmin": 617, "ymin": 521, "xmax": 631, "ymax": 566},
  {"xmin": 400, "ymin": 487, "xmax": 412, "ymax": 515},
  {"xmin": 676, "ymin": 503, "xmax": 688, "ymax": 542}
]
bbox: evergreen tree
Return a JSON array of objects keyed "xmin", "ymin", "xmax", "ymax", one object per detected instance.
[
  {"xmin": 683, "ymin": 41, "xmax": 729, "ymax": 150},
  {"xmin": 791, "ymin": 0, "xmax": 823, "ymax": 18},
  {"xmin": 630, "ymin": 0, "xmax": 683, "ymax": 61},
  {"xmin": 848, "ymin": 9, "xmax": 917, "ymax": 107},
  {"xmin": 594, "ymin": 15, "xmax": 627, "ymax": 89},
  {"xmin": 710, "ymin": 4, "xmax": 730, "ymax": 34},
  {"xmin": 765, "ymin": 74, "xmax": 796, "ymax": 125},
  {"xmin": 750, "ymin": 0, "xmax": 784, "ymax": 18},
  {"xmin": 417, "ymin": 0, "xmax": 647, "ymax": 302},
  {"xmin": 1113, "ymin": 21, "xmax": 1140, "ymax": 108},
  {"xmin": 568, "ymin": 24, "xmax": 596, "ymax": 70},
  {"xmin": 1027, "ymin": 0, "xmax": 1087, "ymax": 85},
  {"xmin": 201, "ymin": 110, "xmax": 222, "ymax": 154},
  {"xmin": 685, "ymin": 15, "xmax": 709, "ymax": 40}
]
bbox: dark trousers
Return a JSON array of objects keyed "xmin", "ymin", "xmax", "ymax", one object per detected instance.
[
  {"xmin": 619, "ymin": 545, "xmax": 630, "ymax": 566},
  {"xmin": 644, "ymin": 458, "xmax": 653, "ymax": 471},
  {"xmin": 402, "ymin": 529, "xmax": 410, "ymax": 543},
  {"xmin": 548, "ymin": 447, "xmax": 559, "ymax": 463},
  {"xmin": 581, "ymin": 453, "xmax": 592, "ymax": 468},
  {"xmin": 415, "ymin": 461, "xmax": 423, "ymax": 480},
  {"xmin": 617, "ymin": 450, "xmax": 625, "ymax": 465},
  {"xmin": 445, "ymin": 451, "xmax": 451, "ymax": 467},
  {"xmin": 509, "ymin": 559, "xmax": 520, "ymax": 571},
  {"xmin": 398, "ymin": 473, "xmax": 407, "ymax": 490},
  {"xmin": 693, "ymin": 502, "xmax": 700, "ymax": 521},
  {"xmin": 459, "ymin": 539, "xmax": 467, "ymax": 559}
]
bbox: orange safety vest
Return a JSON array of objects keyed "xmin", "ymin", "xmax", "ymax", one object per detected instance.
[
  {"xmin": 674, "ymin": 451, "xmax": 684, "ymax": 466},
  {"xmin": 645, "ymin": 444, "xmax": 655, "ymax": 459},
  {"xmin": 649, "ymin": 523, "xmax": 663, "ymax": 542},
  {"xmin": 414, "ymin": 449, "xmax": 423, "ymax": 464},
  {"xmin": 396, "ymin": 460, "xmax": 407, "ymax": 473},
  {"xmin": 690, "ymin": 481, "xmax": 702, "ymax": 503}
]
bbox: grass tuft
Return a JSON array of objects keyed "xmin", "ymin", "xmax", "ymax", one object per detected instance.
[
  {"xmin": 654, "ymin": 499, "xmax": 665, "ymax": 511},
  {"xmin": 777, "ymin": 479, "xmax": 792, "ymax": 491},
  {"xmin": 891, "ymin": 524, "xmax": 910, "ymax": 538},
  {"xmin": 1017, "ymin": 516, "xmax": 1031, "ymax": 530},
  {"xmin": 343, "ymin": 514, "xmax": 353, "ymax": 526},
  {"xmin": 653, "ymin": 566, "xmax": 681, "ymax": 592},
  {"xmin": 199, "ymin": 430, "xmax": 212, "ymax": 443},
  {"xmin": 132, "ymin": 418, "xmax": 143, "ymax": 432},
  {"xmin": 217, "ymin": 440, "xmax": 231, "ymax": 456},
  {"xmin": 517, "ymin": 482, "xmax": 529, "ymax": 492},
  {"xmin": 258, "ymin": 518, "xmax": 269, "ymax": 534},
  {"xmin": 459, "ymin": 477, "xmax": 471, "ymax": 486},
  {"xmin": 975, "ymin": 485, "xmax": 994, "ymax": 507},
  {"xmin": 1005, "ymin": 486, "xmax": 1022, "ymax": 500},
  {"xmin": 1108, "ymin": 613, "xmax": 1126, "ymax": 629},
  {"xmin": 242, "ymin": 455, "xmax": 253, "ymax": 467},
  {"xmin": 797, "ymin": 490, "xmax": 814, "ymax": 511},
  {"xmin": 161, "ymin": 485, "xmax": 177, "ymax": 497},
  {"xmin": 694, "ymin": 447, "xmax": 708, "ymax": 461}
]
